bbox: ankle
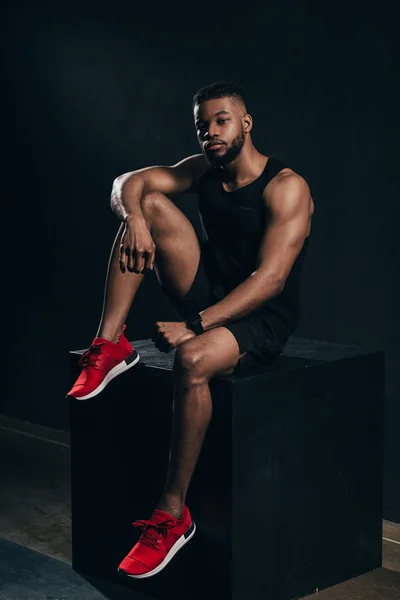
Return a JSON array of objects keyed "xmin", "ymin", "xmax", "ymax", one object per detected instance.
[
  {"xmin": 157, "ymin": 491, "xmax": 185, "ymax": 517},
  {"xmin": 96, "ymin": 329, "xmax": 122, "ymax": 344},
  {"xmin": 156, "ymin": 501, "xmax": 184, "ymax": 521}
]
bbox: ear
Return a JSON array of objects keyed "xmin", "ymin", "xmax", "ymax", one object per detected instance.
[{"xmin": 243, "ymin": 113, "xmax": 253, "ymax": 133}]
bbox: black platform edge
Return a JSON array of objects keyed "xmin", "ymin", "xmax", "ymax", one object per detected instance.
[{"xmin": 69, "ymin": 335, "xmax": 385, "ymax": 383}]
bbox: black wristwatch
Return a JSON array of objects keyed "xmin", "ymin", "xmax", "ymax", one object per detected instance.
[{"xmin": 185, "ymin": 313, "xmax": 205, "ymax": 335}]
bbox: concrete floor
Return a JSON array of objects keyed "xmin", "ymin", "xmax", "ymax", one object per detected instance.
[{"xmin": 0, "ymin": 414, "xmax": 399, "ymax": 599}]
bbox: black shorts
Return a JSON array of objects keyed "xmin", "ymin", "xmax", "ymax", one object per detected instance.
[{"xmin": 160, "ymin": 238, "xmax": 285, "ymax": 374}]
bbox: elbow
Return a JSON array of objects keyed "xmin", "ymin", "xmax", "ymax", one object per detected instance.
[
  {"xmin": 112, "ymin": 173, "xmax": 125, "ymax": 191},
  {"xmin": 110, "ymin": 175, "xmax": 122, "ymax": 204},
  {"xmin": 112, "ymin": 171, "xmax": 139, "ymax": 193},
  {"xmin": 112, "ymin": 173, "xmax": 128, "ymax": 196},
  {"xmin": 110, "ymin": 172, "xmax": 134, "ymax": 208},
  {"xmin": 110, "ymin": 182, "xmax": 119, "ymax": 210}
]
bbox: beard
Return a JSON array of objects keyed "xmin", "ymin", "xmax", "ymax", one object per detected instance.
[{"xmin": 204, "ymin": 127, "xmax": 245, "ymax": 167}]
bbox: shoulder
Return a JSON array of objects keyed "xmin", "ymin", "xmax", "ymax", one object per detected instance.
[
  {"xmin": 266, "ymin": 168, "xmax": 309, "ymax": 193},
  {"xmin": 262, "ymin": 168, "xmax": 312, "ymax": 215},
  {"xmin": 171, "ymin": 153, "xmax": 212, "ymax": 192},
  {"xmin": 177, "ymin": 153, "xmax": 209, "ymax": 173},
  {"xmin": 190, "ymin": 154, "xmax": 213, "ymax": 188},
  {"xmin": 178, "ymin": 153, "xmax": 212, "ymax": 187}
]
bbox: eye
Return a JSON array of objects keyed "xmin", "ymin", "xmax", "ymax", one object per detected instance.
[{"xmin": 217, "ymin": 118, "xmax": 228, "ymax": 124}]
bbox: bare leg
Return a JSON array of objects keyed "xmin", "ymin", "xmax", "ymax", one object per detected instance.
[
  {"xmin": 96, "ymin": 223, "xmax": 144, "ymax": 341},
  {"xmin": 156, "ymin": 327, "xmax": 246, "ymax": 519},
  {"xmin": 95, "ymin": 192, "xmax": 247, "ymax": 519},
  {"xmin": 96, "ymin": 191, "xmax": 202, "ymax": 342}
]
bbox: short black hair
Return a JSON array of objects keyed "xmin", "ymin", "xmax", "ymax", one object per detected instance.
[{"xmin": 192, "ymin": 81, "xmax": 247, "ymax": 112}]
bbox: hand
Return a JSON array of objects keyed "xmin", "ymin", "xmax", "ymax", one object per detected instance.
[
  {"xmin": 119, "ymin": 215, "xmax": 156, "ymax": 274},
  {"xmin": 151, "ymin": 321, "xmax": 196, "ymax": 353}
]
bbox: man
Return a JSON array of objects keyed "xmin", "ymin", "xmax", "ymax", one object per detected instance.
[{"xmin": 67, "ymin": 81, "xmax": 314, "ymax": 579}]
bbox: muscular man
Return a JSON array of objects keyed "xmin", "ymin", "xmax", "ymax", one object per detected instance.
[{"xmin": 67, "ymin": 82, "xmax": 314, "ymax": 579}]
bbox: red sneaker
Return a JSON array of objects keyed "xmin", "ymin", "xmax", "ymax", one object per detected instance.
[
  {"xmin": 118, "ymin": 505, "xmax": 196, "ymax": 579},
  {"xmin": 66, "ymin": 325, "xmax": 140, "ymax": 400}
]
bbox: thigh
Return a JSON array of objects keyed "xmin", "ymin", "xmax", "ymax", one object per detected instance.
[
  {"xmin": 161, "ymin": 236, "xmax": 220, "ymax": 320},
  {"xmin": 141, "ymin": 191, "xmax": 202, "ymax": 299},
  {"xmin": 174, "ymin": 326, "xmax": 247, "ymax": 380}
]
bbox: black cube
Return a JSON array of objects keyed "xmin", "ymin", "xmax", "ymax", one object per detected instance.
[{"xmin": 69, "ymin": 336, "xmax": 385, "ymax": 600}]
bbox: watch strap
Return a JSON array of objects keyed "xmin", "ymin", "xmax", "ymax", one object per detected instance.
[{"xmin": 185, "ymin": 314, "xmax": 205, "ymax": 335}]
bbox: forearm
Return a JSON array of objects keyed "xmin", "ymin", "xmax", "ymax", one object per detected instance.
[
  {"xmin": 110, "ymin": 173, "xmax": 147, "ymax": 222},
  {"xmin": 199, "ymin": 269, "xmax": 283, "ymax": 331}
]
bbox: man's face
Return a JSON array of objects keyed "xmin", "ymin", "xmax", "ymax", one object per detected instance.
[{"xmin": 194, "ymin": 97, "xmax": 246, "ymax": 167}]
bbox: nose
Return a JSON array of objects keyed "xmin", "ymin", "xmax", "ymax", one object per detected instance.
[
  {"xmin": 203, "ymin": 123, "xmax": 221, "ymax": 142},
  {"xmin": 207, "ymin": 123, "xmax": 221, "ymax": 140}
]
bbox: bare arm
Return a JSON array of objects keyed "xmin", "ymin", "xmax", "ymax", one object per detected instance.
[
  {"xmin": 110, "ymin": 153, "xmax": 209, "ymax": 222},
  {"xmin": 199, "ymin": 173, "xmax": 311, "ymax": 330},
  {"xmin": 111, "ymin": 153, "xmax": 209, "ymax": 275}
]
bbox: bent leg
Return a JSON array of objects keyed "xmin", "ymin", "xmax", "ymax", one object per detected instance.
[
  {"xmin": 157, "ymin": 326, "xmax": 246, "ymax": 518},
  {"xmin": 142, "ymin": 191, "xmax": 202, "ymax": 298},
  {"xmin": 97, "ymin": 191, "xmax": 202, "ymax": 341}
]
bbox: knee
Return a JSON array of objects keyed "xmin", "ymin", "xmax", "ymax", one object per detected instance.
[
  {"xmin": 173, "ymin": 345, "xmax": 209, "ymax": 385},
  {"xmin": 141, "ymin": 190, "xmax": 169, "ymax": 219}
]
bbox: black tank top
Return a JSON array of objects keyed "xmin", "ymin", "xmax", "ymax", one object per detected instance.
[{"xmin": 196, "ymin": 156, "xmax": 311, "ymax": 344}]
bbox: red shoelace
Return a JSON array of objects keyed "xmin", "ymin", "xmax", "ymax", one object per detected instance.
[
  {"xmin": 132, "ymin": 517, "xmax": 178, "ymax": 550},
  {"xmin": 78, "ymin": 342, "xmax": 106, "ymax": 370}
]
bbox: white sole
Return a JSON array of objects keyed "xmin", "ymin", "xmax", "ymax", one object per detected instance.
[
  {"xmin": 68, "ymin": 351, "xmax": 140, "ymax": 401},
  {"xmin": 118, "ymin": 521, "xmax": 196, "ymax": 579}
]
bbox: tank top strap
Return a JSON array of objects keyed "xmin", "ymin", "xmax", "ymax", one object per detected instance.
[
  {"xmin": 263, "ymin": 156, "xmax": 291, "ymax": 185},
  {"xmin": 250, "ymin": 156, "xmax": 291, "ymax": 206}
]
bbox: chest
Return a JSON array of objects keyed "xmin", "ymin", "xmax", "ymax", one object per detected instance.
[{"xmin": 198, "ymin": 186, "xmax": 266, "ymax": 239}]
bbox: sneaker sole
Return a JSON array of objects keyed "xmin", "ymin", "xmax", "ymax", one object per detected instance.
[
  {"xmin": 68, "ymin": 350, "xmax": 140, "ymax": 401},
  {"xmin": 118, "ymin": 520, "xmax": 196, "ymax": 579}
]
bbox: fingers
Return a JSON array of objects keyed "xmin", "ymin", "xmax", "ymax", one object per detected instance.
[
  {"xmin": 126, "ymin": 246, "xmax": 136, "ymax": 273},
  {"xmin": 129, "ymin": 247, "xmax": 145, "ymax": 274},
  {"xmin": 132, "ymin": 240, "xmax": 156, "ymax": 274},
  {"xmin": 119, "ymin": 224, "xmax": 129, "ymax": 273},
  {"xmin": 144, "ymin": 241, "xmax": 156, "ymax": 271},
  {"xmin": 119, "ymin": 225, "xmax": 155, "ymax": 275},
  {"xmin": 119, "ymin": 243, "xmax": 126, "ymax": 273},
  {"xmin": 126, "ymin": 248, "xmax": 155, "ymax": 274},
  {"xmin": 119, "ymin": 245, "xmax": 139, "ymax": 273},
  {"xmin": 151, "ymin": 323, "xmax": 171, "ymax": 353}
]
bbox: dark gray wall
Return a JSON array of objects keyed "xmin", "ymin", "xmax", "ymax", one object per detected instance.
[{"xmin": 4, "ymin": 0, "xmax": 399, "ymax": 519}]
